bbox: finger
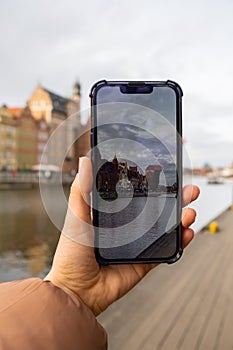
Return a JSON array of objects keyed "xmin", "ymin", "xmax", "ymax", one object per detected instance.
[
  {"xmin": 182, "ymin": 207, "xmax": 197, "ymax": 228},
  {"xmin": 62, "ymin": 157, "xmax": 94, "ymax": 246},
  {"xmin": 182, "ymin": 185, "xmax": 200, "ymax": 207},
  {"xmin": 69, "ymin": 157, "xmax": 93, "ymax": 223},
  {"xmin": 182, "ymin": 228, "xmax": 194, "ymax": 248},
  {"xmin": 111, "ymin": 226, "xmax": 195, "ymax": 290}
]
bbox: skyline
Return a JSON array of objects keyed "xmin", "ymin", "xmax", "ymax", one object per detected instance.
[{"xmin": 1, "ymin": 0, "xmax": 233, "ymax": 167}]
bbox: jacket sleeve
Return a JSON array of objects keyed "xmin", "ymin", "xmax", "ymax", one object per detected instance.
[{"xmin": 0, "ymin": 278, "xmax": 107, "ymax": 350}]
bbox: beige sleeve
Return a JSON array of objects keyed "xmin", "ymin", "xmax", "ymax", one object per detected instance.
[{"xmin": 0, "ymin": 278, "xmax": 107, "ymax": 350}]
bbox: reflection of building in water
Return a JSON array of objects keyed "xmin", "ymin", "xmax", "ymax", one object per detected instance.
[{"xmin": 145, "ymin": 165, "xmax": 162, "ymax": 191}]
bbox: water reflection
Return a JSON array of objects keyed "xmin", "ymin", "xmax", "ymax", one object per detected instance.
[{"xmin": 0, "ymin": 187, "xmax": 69, "ymax": 281}]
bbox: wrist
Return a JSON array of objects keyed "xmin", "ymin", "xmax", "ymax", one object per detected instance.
[{"xmin": 44, "ymin": 272, "xmax": 102, "ymax": 317}]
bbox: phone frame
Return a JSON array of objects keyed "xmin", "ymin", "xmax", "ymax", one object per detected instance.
[{"xmin": 90, "ymin": 80, "xmax": 183, "ymax": 265}]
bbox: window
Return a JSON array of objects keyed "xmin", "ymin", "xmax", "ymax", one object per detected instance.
[
  {"xmin": 38, "ymin": 143, "xmax": 45, "ymax": 151},
  {"xmin": 38, "ymin": 132, "xmax": 48, "ymax": 141},
  {"xmin": 6, "ymin": 138, "xmax": 13, "ymax": 147}
]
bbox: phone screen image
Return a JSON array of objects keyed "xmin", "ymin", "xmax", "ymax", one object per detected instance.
[{"xmin": 91, "ymin": 81, "xmax": 182, "ymax": 264}]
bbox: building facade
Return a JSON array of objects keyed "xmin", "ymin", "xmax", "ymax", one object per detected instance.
[
  {"xmin": 0, "ymin": 106, "xmax": 17, "ymax": 170},
  {"xmin": 0, "ymin": 83, "xmax": 89, "ymax": 172},
  {"xmin": 36, "ymin": 118, "xmax": 50, "ymax": 164},
  {"xmin": 28, "ymin": 83, "xmax": 88, "ymax": 172},
  {"xmin": 15, "ymin": 107, "xmax": 37, "ymax": 170},
  {"xmin": 145, "ymin": 165, "xmax": 162, "ymax": 191}
]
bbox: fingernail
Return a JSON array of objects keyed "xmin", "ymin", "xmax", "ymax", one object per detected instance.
[
  {"xmin": 72, "ymin": 157, "xmax": 84, "ymax": 187},
  {"xmin": 78, "ymin": 157, "xmax": 84, "ymax": 173}
]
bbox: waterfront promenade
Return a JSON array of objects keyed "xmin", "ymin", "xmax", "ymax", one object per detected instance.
[
  {"xmin": 98, "ymin": 208, "xmax": 233, "ymax": 350},
  {"xmin": 0, "ymin": 171, "xmax": 74, "ymax": 189}
]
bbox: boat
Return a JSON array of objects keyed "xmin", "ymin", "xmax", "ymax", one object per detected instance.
[
  {"xmin": 207, "ymin": 174, "xmax": 224, "ymax": 185},
  {"xmin": 99, "ymin": 190, "xmax": 118, "ymax": 200}
]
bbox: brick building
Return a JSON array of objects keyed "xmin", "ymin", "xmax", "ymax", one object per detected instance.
[
  {"xmin": 0, "ymin": 83, "xmax": 89, "ymax": 172},
  {"xmin": 145, "ymin": 165, "xmax": 162, "ymax": 191},
  {"xmin": 36, "ymin": 118, "xmax": 50, "ymax": 165},
  {"xmin": 0, "ymin": 106, "xmax": 17, "ymax": 170},
  {"xmin": 14, "ymin": 107, "xmax": 38, "ymax": 170}
]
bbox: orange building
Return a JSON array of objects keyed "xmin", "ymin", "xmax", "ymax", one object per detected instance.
[
  {"xmin": 145, "ymin": 165, "xmax": 162, "ymax": 191},
  {"xmin": 36, "ymin": 118, "xmax": 50, "ymax": 165},
  {"xmin": 0, "ymin": 106, "xmax": 18, "ymax": 170},
  {"xmin": 27, "ymin": 83, "xmax": 88, "ymax": 172},
  {"xmin": 1, "ymin": 83, "xmax": 89, "ymax": 172},
  {"xmin": 14, "ymin": 107, "xmax": 37, "ymax": 170},
  {"xmin": 10, "ymin": 107, "xmax": 51, "ymax": 170}
]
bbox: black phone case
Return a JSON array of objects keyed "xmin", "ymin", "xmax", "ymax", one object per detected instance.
[{"xmin": 90, "ymin": 80, "xmax": 183, "ymax": 265}]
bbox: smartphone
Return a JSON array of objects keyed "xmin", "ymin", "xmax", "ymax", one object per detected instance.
[{"xmin": 90, "ymin": 80, "xmax": 183, "ymax": 264}]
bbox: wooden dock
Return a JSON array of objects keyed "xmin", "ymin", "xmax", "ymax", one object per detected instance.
[{"xmin": 98, "ymin": 209, "xmax": 233, "ymax": 350}]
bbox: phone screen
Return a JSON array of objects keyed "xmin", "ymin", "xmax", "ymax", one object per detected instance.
[{"xmin": 91, "ymin": 82, "xmax": 182, "ymax": 263}]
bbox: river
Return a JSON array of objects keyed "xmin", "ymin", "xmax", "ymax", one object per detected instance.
[
  {"xmin": 184, "ymin": 176, "xmax": 233, "ymax": 232},
  {"xmin": 0, "ymin": 177, "xmax": 232, "ymax": 281},
  {"xmin": 0, "ymin": 186, "xmax": 69, "ymax": 282}
]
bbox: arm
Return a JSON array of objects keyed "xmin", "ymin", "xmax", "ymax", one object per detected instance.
[{"xmin": 0, "ymin": 278, "xmax": 107, "ymax": 350}]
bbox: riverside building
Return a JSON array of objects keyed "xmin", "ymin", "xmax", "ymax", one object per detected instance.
[
  {"xmin": 28, "ymin": 82, "xmax": 87, "ymax": 172},
  {"xmin": 0, "ymin": 106, "xmax": 17, "ymax": 171},
  {"xmin": 0, "ymin": 82, "xmax": 90, "ymax": 172}
]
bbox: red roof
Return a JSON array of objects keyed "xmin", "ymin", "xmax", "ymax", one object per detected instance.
[
  {"xmin": 9, "ymin": 107, "xmax": 23, "ymax": 118},
  {"xmin": 146, "ymin": 165, "xmax": 162, "ymax": 171},
  {"xmin": 129, "ymin": 166, "xmax": 137, "ymax": 172}
]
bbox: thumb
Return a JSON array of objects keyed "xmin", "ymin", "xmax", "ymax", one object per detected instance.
[
  {"xmin": 62, "ymin": 157, "xmax": 94, "ymax": 246},
  {"xmin": 70, "ymin": 156, "xmax": 93, "ymax": 222},
  {"xmin": 44, "ymin": 157, "xmax": 97, "ymax": 289}
]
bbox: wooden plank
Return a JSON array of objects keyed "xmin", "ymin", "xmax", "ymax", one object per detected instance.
[
  {"xmin": 157, "ymin": 240, "xmax": 226, "ymax": 350},
  {"xmin": 198, "ymin": 261, "xmax": 233, "ymax": 350},
  {"xmin": 99, "ymin": 239, "xmax": 208, "ymax": 349},
  {"xmin": 177, "ymin": 236, "xmax": 233, "ymax": 350},
  {"xmin": 98, "ymin": 210, "xmax": 233, "ymax": 350},
  {"xmin": 209, "ymin": 210, "xmax": 233, "ymax": 350}
]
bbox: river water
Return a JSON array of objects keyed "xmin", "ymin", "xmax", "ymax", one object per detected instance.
[
  {"xmin": 0, "ymin": 187, "xmax": 69, "ymax": 282},
  {"xmin": 184, "ymin": 176, "xmax": 233, "ymax": 232},
  {"xmin": 0, "ymin": 177, "xmax": 232, "ymax": 281}
]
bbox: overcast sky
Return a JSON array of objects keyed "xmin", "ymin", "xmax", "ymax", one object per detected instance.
[{"xmin": 0, "ymin": 0, "xmax": 233, "ymax": 167}]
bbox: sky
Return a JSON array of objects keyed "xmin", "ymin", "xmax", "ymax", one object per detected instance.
[{"xmin": 0, "ymin": 0, "xmax": 233, "ymax": 168}]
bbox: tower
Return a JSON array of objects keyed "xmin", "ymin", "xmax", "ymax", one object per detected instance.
[
  {"xmin": 72, "ymin": 81, "xmax": 81, "ymax": 102},
  {"xmin": 112, "ymin": 154, "xmax": 118, "ymax": 171}
]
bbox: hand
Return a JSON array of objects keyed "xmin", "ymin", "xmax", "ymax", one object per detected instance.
[{"xmin": 45, "ymin": 157, "xmax": 200, "ymax": 316}]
